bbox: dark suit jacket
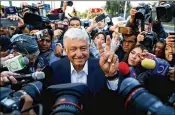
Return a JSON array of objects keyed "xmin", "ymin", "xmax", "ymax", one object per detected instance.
[{"xmin": 42, "ymin": 57, "xmax": 126, "ymax": 115}]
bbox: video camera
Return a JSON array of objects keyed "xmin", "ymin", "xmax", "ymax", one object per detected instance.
[
  {"xmin": 0, "ymin": 81, "xmax": 42, "ymax": 114},
  {"xmin": 140, "ymin": 31, "xmax": 158, "ymax": 52},
  {"xmin": 32, "ymin": 29, "xmax": 49, "ymax": 40},
  {"xmin": 44, "ymin": 83, "xmax": 91, "ymax": 115},
  {"xmin": 119, "ymin": 77, "xmax": 175, "ymax": 115},
  {"xmin": 134, "ymin": 4, "xmax": 152, "ymax": 32},
  {"xmin": 156, "ymin": 1, "xmax": 175, "ymax": 22}
]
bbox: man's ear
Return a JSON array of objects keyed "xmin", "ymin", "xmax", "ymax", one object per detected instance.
[{"xmin": 63, "ymin": 47, "xmax": 68, "ymax": 55}]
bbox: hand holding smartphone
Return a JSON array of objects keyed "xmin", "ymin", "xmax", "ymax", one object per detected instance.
[
  {"xmin": 95, "ymin": 13, "xmax": 106, "ymax": 23},
  {"xmin": 118, "ymin": 27, "xmax": 132, "ymax": 34},
  {"xmin": 0, "ymin": 18, "xmax": 18, "ymax": 28}
]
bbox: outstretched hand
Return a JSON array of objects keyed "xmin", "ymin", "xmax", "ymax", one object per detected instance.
[{"xmin": 98, "ymin": 35, "xmax": 119, "ymax": 77}]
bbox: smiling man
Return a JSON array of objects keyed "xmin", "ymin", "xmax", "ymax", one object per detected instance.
[{"xmin": 49, "ymin": 28, "xmax": 126, "ymax": 115}]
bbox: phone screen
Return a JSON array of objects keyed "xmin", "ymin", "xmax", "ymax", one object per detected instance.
[{"xmin": 0, "ymin": 18, "xmax": 18, "ymax": 28}]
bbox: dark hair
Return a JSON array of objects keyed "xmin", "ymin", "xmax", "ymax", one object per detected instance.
[
  {"xmin": 92, "ymin": 32, "xmax": 106, "ymax": 41},
  {"xmin": 153, "ymin": 39, "xmax": 166, "ymax": 59},
  {"xmin": 122, "ymin": 34, "xmax": 137, "ymax": 43},
  {"xmin": 69, "ymin": 16, "xmax": 81, "ymax": 26},
  {"xmin": 122, "ymin": 44, "xmax": 147, "ymax": 64}
]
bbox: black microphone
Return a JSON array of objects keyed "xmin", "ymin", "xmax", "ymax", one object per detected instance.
[{"xmin": 14, "ymin": 72, "xmax": 45, "ymax": 81}]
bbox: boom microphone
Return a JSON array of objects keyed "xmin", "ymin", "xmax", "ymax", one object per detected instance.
[{"xmin": 14, "ymin": 72, "xmax": 45, "ymax": 81}]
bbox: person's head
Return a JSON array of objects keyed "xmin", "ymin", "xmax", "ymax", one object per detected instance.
[
  {"xmin": 69, "ymin": 16, "xmax": 81, "ymax": 29},
  {"xmin": 122, "ymin": 34, "xmax": 137, "ymax": 53},
  {"xmin": 63, "ymin": 28, "xmax": 89, "ymax": 72},
  {"xmin": 37, "ymin": 29, "xmax": 53, "ymax": 53},
  {"xmin": 93, "ymin": 32, "xmax": 106, "ymax": 47},
  {"xmin": 127, "ymin": 44, "xmax": 147, "ymax": 67},
  {"xmin": 63, "ymin": 17, "xmax": 69, "ymax": 25},
  {"xmin": 10, "ymin": 34, "xmax": 40, "ymax": 65},
  {"xmin": 153, "ymin": 39, "xmax": 165, "ymax": 58},
  {"xmin": 165, "ymin": 44, "xmax": 173, "ymax": 62}
]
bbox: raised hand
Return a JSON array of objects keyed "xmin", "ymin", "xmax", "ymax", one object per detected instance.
[{"xmin": 98, "ymin": 35, "xmax": 119, "ymax": 77}]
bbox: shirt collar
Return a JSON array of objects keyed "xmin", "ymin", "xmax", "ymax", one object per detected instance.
[{"xmin": 70, "ymin": 61, "xmax": 88, "ymax": 75}]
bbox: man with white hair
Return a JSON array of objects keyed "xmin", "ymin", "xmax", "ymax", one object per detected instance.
[{"xmin": 48, "ymin": 28, "xmax": 126, "ymax": 115}]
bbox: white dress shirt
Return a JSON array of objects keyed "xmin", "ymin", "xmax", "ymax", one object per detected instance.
[
  {"xmin": 70, "ymin": 61, "xmax": 119, "ymax": 90},
  {"xmin": 71, "ymin": 61, "xmax": 88, "ymax": 84}
]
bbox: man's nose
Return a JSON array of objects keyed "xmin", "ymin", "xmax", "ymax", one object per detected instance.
[{"xmin": 76, "ymin": 49, "xmax": 83, "ymax": 57}]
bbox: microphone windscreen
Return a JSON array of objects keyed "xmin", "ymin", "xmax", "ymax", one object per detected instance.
[
  {"xmin": 141, "ymin": 59, "xmax": 156, "ymax": 69},
  {"xmin": 32, "ymin": 72, "xmax": 45, "ymax": 80},
  {"xmin": 118, "ymin": 62, "xmax": 130, "ymax": 75},
  {"xmin": 22, "ymin": 57, "xmax": 29, "ymax": 65}
]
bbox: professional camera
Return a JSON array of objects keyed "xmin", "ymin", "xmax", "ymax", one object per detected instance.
[
  {"xmin": 0, "ymin": 81, "xmax": 42, "ymax": 113},
  {"xmin": 45, "ymin": 83, "xmax": 91, "ymax": 115},
  {"xmin": 140, "ymin": 31, "xmax": 158, "ymax": 51},
  {"xmin": 67, "ymin": 1, "xmax": 73, "ymax": 7},
  {"xmin": 134, "ymin": 4, "xmax": 152, "ymax": 31},
  {"xmin": 135, "ymin": 4, "xmax": 152, "ymax": 20},
  {"xmin": 156, "ymin": 1, "xmax": 175, "ymax": 22},
  {"xmin": 33, "ymin": 29, "xmax": 48, "ymax": 40},
  {"xmin": 119, "ymin": 77, "xmax": 175, "ymax": 115}
]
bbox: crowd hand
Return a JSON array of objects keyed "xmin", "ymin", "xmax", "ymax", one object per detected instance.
[
  {"xmin": 29, "ymin": 30, "xmax": 40, "ymax": 35},
  {"xmin": 53, "ymin": 29, "xmax": 63, "ymax": 40},
  {"xmin": 21, "ymin": 94, "xmax": 36, "ymax": 115},
  {"xmin": 137, "ymin": 31, "xmax": 145, "ymax": 44},
  {"xmin": 166, "ymin": 33, "xmax": 175, "ymax": 54},
  {"xmin": 0, "ymin": 71, "xmax": 19, "ymax": 86},
  {"xmin": 111, "ymin": 32, "xmax": 121, "ymax": 52},
  {"xmin": 86, "ymin": 21, "xmax": 98, "ymax": 33},
  {"xmin": 130, "ymin": 7, "xmax": 137, "ymax": 18},
  {"xmin": 55, "ymin": 45, "xmax": 63, "ymax": 57},
  {"xmin": 98, "ymin": 35, "xmax": 119, "ymax": 77},
  {"xmin": 1, "ymin": 54, "xmax": 14, "ymax": 61},
  {"xmin": 7, "ymin": 15, "xmax": 24, "ymax": 28}
]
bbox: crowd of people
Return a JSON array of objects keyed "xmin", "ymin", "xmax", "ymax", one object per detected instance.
[{"xmin": 0, "ymin": 1, "xmax": 175, "ymax": 115}]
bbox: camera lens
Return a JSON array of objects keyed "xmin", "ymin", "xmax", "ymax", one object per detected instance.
[{"xmin": 119, "ymin": 78, "xmax": 175, "ymax": 115}]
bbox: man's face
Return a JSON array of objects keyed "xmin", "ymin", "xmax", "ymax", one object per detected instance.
[
  {"xmin": 64, "ymin": 39, "xmax": 89, "ymax": 70},
  {"xmin": 37, "ymin": 35, "xmax": 51, "ymax": 53},
  {"xmin": 122, "ymin": 35, "xmax": 136, "ymax": 53},
  {"xmin": 69, "ymin": 20, "xmax": 81, "ymax": 29}
]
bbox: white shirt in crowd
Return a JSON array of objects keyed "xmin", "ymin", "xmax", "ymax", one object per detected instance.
[{"xmin": 70, "ymin": 61, "xmax": 119, "ymax": 90}]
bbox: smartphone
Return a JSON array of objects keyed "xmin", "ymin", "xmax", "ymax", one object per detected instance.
[
  {"xmin": 55, "ymin": 23, "xmax": 68, "ymax": 31},
  {"xmin": 0, "ymin": 18, "xmax": 18, "ymax": 28},
  {"xmin": 4, "ymin": 6, "xmax": 17, "ymax": 14},
  {"xmin": 95, "ymin": 13, "xmax": 106, "ymax": 22},
  {"xmin": 118, "ymin": 27, "xmax": 132, "ymax": 34}
]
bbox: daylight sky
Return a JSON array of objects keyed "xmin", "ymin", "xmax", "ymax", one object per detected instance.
[{"xmin": 1, "ymin": 1, "xmax": 158, "ymax": 12}]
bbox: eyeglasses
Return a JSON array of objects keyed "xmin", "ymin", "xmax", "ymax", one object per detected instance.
[{"xmin": 123, "ymin": 40, "xmax": 135, "ymax": 44}]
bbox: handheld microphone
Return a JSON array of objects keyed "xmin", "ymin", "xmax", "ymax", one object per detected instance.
[
  {"xmin": 118, "ymin": 62, "xmax": 136, "ymax": 78},
  {"xmin": 2, "ymin": 55, "xmax": 29, "ymax": 72},
  {"xmin": 141, "ymin": 58, "xmax": 173, "ymax": 77},
  {"xmin": 14, "ymin": 72, "xmax": 45, "ymax": 81},
  {"xmin": 118, "ymin": 62, "xmax": 147, "ymax": 84}
]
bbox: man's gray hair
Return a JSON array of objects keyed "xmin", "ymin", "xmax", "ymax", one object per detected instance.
[{"xmin": 63, "ymin": 28, "xmax": 89, "ymax": 46}]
